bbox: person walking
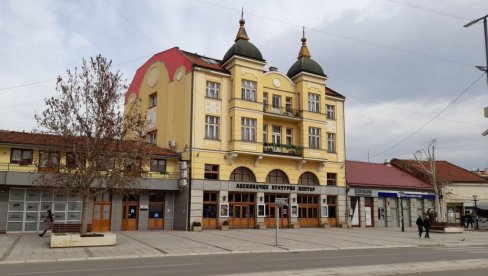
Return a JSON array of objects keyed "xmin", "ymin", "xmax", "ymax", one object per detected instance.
[
  {"xmin": 416, "ymin": 215, "xmax": 424, "ymax": 238},
  {"xmin": 466, "ymin": 214, "xmax": 474, "ymax": 229},
  {"xmin": 39, "ymin": 210, "xmax": 53, "ymax": 237},
  {"xmin": 423, "ymin": 215, "xmax": 430, "ymax": 239}
]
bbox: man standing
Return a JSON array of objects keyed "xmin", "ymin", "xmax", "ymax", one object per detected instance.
[
  {"xmin": 423, "ymin": 215, "xmax": 430, "ymax": 239},
  {"xmin": 39, "ymin": 210, "xmax": 54, "ymax": 237},
  {"xmin": 416, "ymin": 215, "xmax": 424, "ymax": 238}
]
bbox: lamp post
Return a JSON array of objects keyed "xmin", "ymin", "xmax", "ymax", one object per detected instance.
[
  {"xmin": 473, "ymin": 195, "xmax": 479, "ymax": 230},
  {"xmin": 399, "ymin": 192, "xmax": 405, "ymax": 232},
  {"xmin": 464, "ymin": 14, "xmax": 488, "ymax": 77}
]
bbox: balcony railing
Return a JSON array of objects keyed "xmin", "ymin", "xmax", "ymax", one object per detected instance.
[
  {"xmin": 0, "ymin": 163, "xmax": 179, "ymax": 180},
  {"xmin": 263, "ymin": 104, "xmax": 301, "ymax": 118},
  {"xmin": 263, "ymin": 143, "xmax": 303, "ymax": 157}
]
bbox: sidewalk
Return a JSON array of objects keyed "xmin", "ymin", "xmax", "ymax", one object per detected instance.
[{"xmin": 0, "ymin": 227, "xmax": 487, "ymax": 264}]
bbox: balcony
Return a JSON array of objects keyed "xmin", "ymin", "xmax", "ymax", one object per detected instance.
[
  {"xmin": 263, "ymin": 104, "xmax": 302, "ymax": 121},
  {"xmin": 263, "ymin": 143, "xmax": 303, "ymax": 157}
]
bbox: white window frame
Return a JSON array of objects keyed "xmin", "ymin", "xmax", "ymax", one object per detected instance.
[
  {"xmin": 149, "ymin": 131, "xmax": 157, "ymax": 145},
  {"xmin": 286, "ymin": 128, "xmax": 293, "ymax": 145},
  {"xmin": 309, "ymin": 127, "xmax": 321, "ymax": 149},
  {"xmin": 149, "ymin": 93, "xmax": 157, "ymax": 108},
  {"xmin": 241, "ymin": 117, "xmax": 257, "ymax": 142},
  {"xmin": 326, "ymin": 105, "xmax": 335, "ymax": 119},
  {"xmin": 241, "ymin": 80, "xmax": 257, "ymax": 102},
  {"xmin": 327, "ymin": 133, "xmax": 336, "ymax": 153},
  {"xmin": 206, "ymin": 81, "xmax": 220, "ymax": 99},
  {"xmin": 308, "ymin": 93, "xmax": 320, "ymax": 113},
  {"xmin": 263, "ymin": 124, "xmax": 268, "ymax": 143},
  {"xmin": 205, "ymin": 115, "xmax": 220, "ymax": 140}
]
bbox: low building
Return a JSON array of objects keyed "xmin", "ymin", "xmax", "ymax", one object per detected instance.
[
  {"xmin": 391, "ymin": 159, "xmax": 488, "ymax": 225},
  {"xmin": 0, "ymin": 130, "xmax": 183, "ymax": 233},
  {"xmin": 345, "ymin": 160, "xmax": 435, "ymax": 228}
]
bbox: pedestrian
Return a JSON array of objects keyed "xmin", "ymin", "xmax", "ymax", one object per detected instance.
[
  {"xmin": 460, "ymin": 215, "xmax": 466, "ymax": 228},
  {"xmin": 39, "ymin": 210, "xmax": 53, "ymax": 237},
  {"xmin": 423, "ymin": 215, "xmax": 430, "ymax": 239},
  {"xmin": 416, "ymin": 215, "xmax": 424, "ymax": 238},
  {"xmin": 466, "ymin": 214, "xmax": 474, "ymax": 229}
]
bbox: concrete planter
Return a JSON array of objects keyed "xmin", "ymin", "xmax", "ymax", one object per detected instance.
[
  {"xmin": 256, "ymin": 224, "xmax": 267, "ymax": 230},
  {"xmin": 431, "ymin": 227, "xmax": 464, "ymax": 233},
  {"xmin": 291, "ymin": 224, "xmax": 300, "ymax": 229},
  {"xmin": 192, "ymin": 226, "xmax": 202, "ymax": 232},
  {"xmin": 50, "ymin": 232, "xmax": 116, "ymax": 248},
  {"xmin": 321, "ymin": 223, "xmax": 330, "ymax": 228},
  {"xmin": 219, "ymin": 225, "xmax": 229, "ymax": 231}
]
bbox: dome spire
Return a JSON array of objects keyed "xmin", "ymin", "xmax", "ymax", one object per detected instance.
[
  {"xmin": 235, "ymin": 7, "xmax": 249, "ymax": 42},
  {"xmin": 298, "ymin": 26, "xmax": 311, "ymax": 59}
]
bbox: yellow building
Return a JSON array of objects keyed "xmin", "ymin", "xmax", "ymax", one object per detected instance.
[
  {"xmin": 125, "ymin": 15, "xmax": 346, "ymax": 230},
  {"xmin": 0, "ymin": 130, "xmax": 180, "ymax": 233}
]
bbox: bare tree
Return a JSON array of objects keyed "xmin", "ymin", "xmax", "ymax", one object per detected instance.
[
  {"xmin": 35, "ymin": 55, "xmax": 146, "ymax": 234},
  {"xmin": 413, "ymin": 139, "xmax": 446, "ymax": 223}
]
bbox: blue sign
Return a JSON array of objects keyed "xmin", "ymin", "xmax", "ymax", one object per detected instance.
[{"xmin": 378, "ymin": 192, "xmax": 435, "ymax": 200}]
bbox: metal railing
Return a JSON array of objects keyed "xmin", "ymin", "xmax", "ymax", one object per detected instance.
[
  {"xmin": 0, "ymin": 163, "xmax": 38, "ymax": 172},
  {"xmin": 263, "ymin": 104, "xmax": 301, "ymax": 118},
  {"xmin": 263, "ymin": 143, "xmax": 303, "ymax": 157}
]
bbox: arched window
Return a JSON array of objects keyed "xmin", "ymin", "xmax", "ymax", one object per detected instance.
[
  {"xmin": 298, "ymin": 172, "xmax": 319, "ymax": 186},
  {"xmin": 230, "ymin": 167, "xmax": 256, "ymax": 182},
  {"xmin": 266, "ymin": 169, "xmax": 289, "ymax": 184}
]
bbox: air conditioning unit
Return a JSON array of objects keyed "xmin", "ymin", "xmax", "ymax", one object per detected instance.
[
  {"xmin": 180, "ymin": 170, "xmax": 188, "ymax": 179},
  {"xmin": 169, "ymin": 140, "xmax": 176, "ymax": 148},
  {"xmin": 178, "ymin": 178, "xmax": 188, "ymax": 188},
  {"xmin": 179, "ymin": 161, "xmax": 187, "ymax": 170}
]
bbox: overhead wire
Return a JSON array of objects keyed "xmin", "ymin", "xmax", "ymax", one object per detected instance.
[
  {"xmin": 385, "ymin": 0, "xmax": 473, "ymax": 21},
  {"xmin": 371, "ymin": 71, "xmax": 487, "ymax": 158}
]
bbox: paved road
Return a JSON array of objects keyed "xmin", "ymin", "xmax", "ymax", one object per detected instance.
[{"xmin": 2, "ymin": 245, "xmax": 488, "ymax": 275}]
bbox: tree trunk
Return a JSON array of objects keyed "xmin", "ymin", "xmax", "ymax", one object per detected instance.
[{"xmin": 81, "ymin": 193, "xmax": 89, "ymax": 234}]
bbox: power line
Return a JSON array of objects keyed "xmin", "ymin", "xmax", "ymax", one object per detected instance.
[
  {"xmin": 105, "ymin": 0, "xmax": 160, "ymax": 50},
  {"xmin": 346, "ymin": 93, "xmax": 486, "ymax": 128},
  {"xmin": 371, "ymin": 72, "xmax": 487, "ymax": 158},
  {"xmin": 193, "ymin": 0, "xmax": 475, "ymax": 67},
  {"xmin": 385, "ymin": 0, "xmax": 473, "ymax": 21}
]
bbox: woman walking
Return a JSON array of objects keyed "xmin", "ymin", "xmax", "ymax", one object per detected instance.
[
  {"xmin": 39, "ymin": 210, "xmax": 53, "ymax": 237},
  {"xmin": 416, "ymin": 215, "xmax": 424, "ymax": 238},
  {"xmin": 423, "ymin": 215, "xmax": 430, "ymax": 239}
]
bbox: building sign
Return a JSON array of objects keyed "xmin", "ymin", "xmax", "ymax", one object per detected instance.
[
  {"xmin": 234, "ymin": 183, "xmax": 316, "ymax": 193},
  {"xmin": 378, "ymin": 192, "xmax": 435, "ymax": 200},
  {"xmin": 354, "ymin": 189, "xmax": 372, "ymax": 197}
]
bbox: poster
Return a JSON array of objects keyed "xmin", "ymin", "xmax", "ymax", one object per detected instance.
[{"xmin": 220, "ymin": 203, "xmax": 229, "ymax": 217}]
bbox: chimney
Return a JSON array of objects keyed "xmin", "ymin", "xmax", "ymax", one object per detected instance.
[{"xmin": 269, "ymin": 66, "xmax": 278, "ymax": 72}]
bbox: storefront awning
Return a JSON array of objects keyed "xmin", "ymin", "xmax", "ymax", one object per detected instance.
[{"xmin": 475, "ymin": 203, "xmax": 488, "ymax": 211}]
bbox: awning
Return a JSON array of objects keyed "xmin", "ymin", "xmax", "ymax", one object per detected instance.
[{"xmin": 475, "ymin": 203, "xmax": 488, "ymax": 211}]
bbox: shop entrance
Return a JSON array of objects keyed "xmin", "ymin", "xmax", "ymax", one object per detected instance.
[
  {"xmin": 92, "ymin": 193, "xmax": 111, "ymax": 232},
  {"xmin": 365, "ymin": 197, "xmax": 374, "ymax": 227},
  {"xmin": 229, "ymin": 192, "xmax": 255, "ymax": 228},
  {"xmin": 202, "ymin": 191, "xmax": 218, "ymax": 229},
  {"xmin": 264, "ymin": 194, "xmax": 289, "ymax": 228},
  {"xmin": 122, "ymin": 195, "xmax": 138, "ymax": 230},
  {"xmin": 297, "ymin": 195, "xmax": 319, "ymax": 227},
  {"xmin": 148, "ymin": 193, "xmax": 164, "ymax": 230}
]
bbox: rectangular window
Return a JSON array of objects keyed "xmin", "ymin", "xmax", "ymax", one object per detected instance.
[
  {"xmin": 326, "ymin": 105, "xmax": 335, "ymax": 119},
  {"xmin": 150, "ymin": 159, "xmax": 166, "ymax": 173},
  {"xmin": 148, "ymin": 131, "xmax": 157, "ymax": 145},
  {"xmin": 263, "ymin": 124, "xmax": 268, "ymax": 143},
  {"xmin": 286, "ymin": 97, "xmax": 292, "ymax": 112},
  {"xmin": 263, "ymin": 92, "xmax": 268, "ymax": 111},
  {"xmin": 11, "ymin": 149, "xmax": 33, "ymax": 165},
  {"xmin": 309, "ymin": 127, "xmax": 321, "ymax": 149},
  {"xmin": 205, "ymin": 116, "xmax": 220, "ymax": 140},
  {"xmin": 39, "ymin": 151, "xmax": 59, "ymax": 168},
  {"xmin": 286, "ymin": 128, "xmax": 293, "ymax": 145},
  {"xmin": 204, "ymin": 164, "xmax": 219, "ymax": 180},
  {"xmin": 272, "ymin": 95, "xmax": 281, "ymax": 113},
  {"xmin": 149, "ymin": 93, "xmax": 157, "ymax": 108},
  {"xmin": 308, "ymin": 93, "xmax": 320, "ymax": 113},
  {"xmin": 272, "ymin": 126, "xmax": 281, "ymax": 145},
  {"xmin": 241, "ymin": 117, "xmax": 256, "ymax": 142},
  {"xmin": 206, "ymin": 81, "xmax": 220, "ymax": 99},
  {"xmin": 66, "ymin": 152, "xmax": 86, "ymax": 169},
  {"xmin": 241, "ymin": 80, "xmax": 257, "ymax": 102},
  {"xmin": 327, "ymin": 173, "xmax": 337, "ymax": 186},
  {"xmin": 327, "ymin": 133, "xmax": 336, "ymax": 153}
]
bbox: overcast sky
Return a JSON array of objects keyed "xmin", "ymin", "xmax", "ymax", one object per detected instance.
[{"xmin": 0, "ymin": 0, "xmax": 487, "ymax": 170}]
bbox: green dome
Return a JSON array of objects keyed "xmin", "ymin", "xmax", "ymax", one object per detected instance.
[
  {"xmin": 287, "ymin": 57, "xmax": 325, "ymax": 78},
  {"xmin": 222, "ymin": 39, "xmax": 264, "ymax": 64}
]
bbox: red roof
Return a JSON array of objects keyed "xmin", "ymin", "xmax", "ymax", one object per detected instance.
[
  {"xmin": 346, "ymin": 160, "xmax": 432, "ymax": 190},
  {"xmin": 391, "ymin": 159, "xmax": 486, "ymax": 184},
  {"xmin": 0, "ymin": 130, "xmax": 179, "ymax": 158}
]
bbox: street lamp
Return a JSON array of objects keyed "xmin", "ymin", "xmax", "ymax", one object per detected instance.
[
  {"xmin": 399, "ymin": 191, "xmax": 405, "ymax": 232},
  {"xmin": 464, "ymin": 14, "xmax": 488, "ymax": 76},
  {"xmin": 473, "ymin": 195, "xmax": 479, "ymax": 230}
]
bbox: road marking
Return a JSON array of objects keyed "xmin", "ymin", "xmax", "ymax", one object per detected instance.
[
  {"xmin": 15, "ymin": 263, "xmax": 204, "ymax": 275},
  {"xmin": 275, "ymin": 251, "xmax": 429, "ymax": 261}
]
